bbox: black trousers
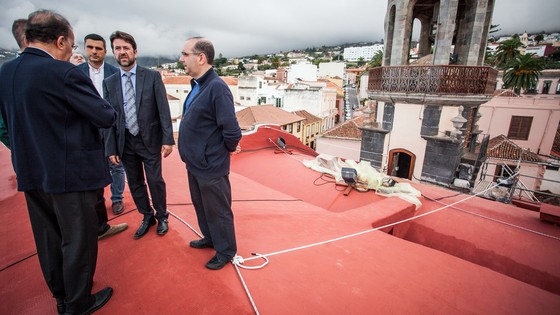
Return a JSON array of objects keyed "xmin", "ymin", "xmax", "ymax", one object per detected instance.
[
  {"xmin": 95, "ymin": 188, "xmax": 110, "ymax": 235},
  {"xmin": 122, "ymin": 131, "xmax": 168, "ymax": 221},
  {"xmin": 24, "ymin": 190, "xmax": 98, "ymax": 314},
  {"xmin": 188, "ymin": 172, "xmax": 237, "ymax": 261}
]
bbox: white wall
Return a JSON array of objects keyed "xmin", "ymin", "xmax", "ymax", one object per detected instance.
[{"xmin": 315, "ymin": 137, "xmax": 361, "ymax": 162}]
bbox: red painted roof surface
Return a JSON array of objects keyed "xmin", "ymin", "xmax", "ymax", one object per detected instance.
[{"xmin": 1, "ymin": 125, "xmax": 560, "ymax": 314}]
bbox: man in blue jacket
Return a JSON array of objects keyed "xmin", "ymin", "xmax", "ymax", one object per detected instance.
[
  {"xmin": 178, "ymin": 37, "xmax": 242, "ymax": 270},
  {"xmin": 0, "ymin": 10, "xmax": 114, "ymax": 314}
]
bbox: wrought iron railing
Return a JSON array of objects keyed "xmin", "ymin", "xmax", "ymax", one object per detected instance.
[{"xmin": 368, "ymin": 65, "xmax": 498, "ymax": 95}]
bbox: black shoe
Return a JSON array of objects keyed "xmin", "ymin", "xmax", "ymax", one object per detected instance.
[
  {"xmin": 205, "ymin": 255, "xmax": 229, "ymax": 270},
  {"xmin": 133, "ymin": 218, "xmax": 156, "ymax": 239},
  {"xmin": 189, "ymin": 238, "xmax": 214, "ymax": 249},
  {"xmin": 79, "ymin": 287, "xmax": 113, "ymax": 315},
  {"xmin": 156, "ymin": 219, "xmax": 168, "ymax": 235},
  {"xmin": 56, "ymin": 298, "xmax": 65, "ymax": 314}
]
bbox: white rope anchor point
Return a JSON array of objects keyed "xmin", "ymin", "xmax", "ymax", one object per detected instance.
[{"xmin": 232, "ymin": 253, "xmax": 269, "ymax": 270}]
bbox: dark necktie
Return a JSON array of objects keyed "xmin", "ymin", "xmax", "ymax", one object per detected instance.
[{"xmin": 124, "ymin": 72, "xmax": 139, "ymax": 136}]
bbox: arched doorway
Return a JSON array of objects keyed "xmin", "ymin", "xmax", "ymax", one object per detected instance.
[{"xmin": 388, "ymin": 149, "xmax": 415, "ymax": 180}]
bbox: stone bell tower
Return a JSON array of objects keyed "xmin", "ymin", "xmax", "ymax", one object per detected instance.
[{"xmin": 362, "ymin": 0, "xmax": 497, "ymax": 188}]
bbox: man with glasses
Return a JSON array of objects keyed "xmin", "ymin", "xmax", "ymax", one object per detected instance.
[
  {"xmin": 178, "ymin": 37, "xmax": 242, "ymax": 270},
  {"xmin": 0, "ymin": 10, "xmax": 115, "ymax": 314}
]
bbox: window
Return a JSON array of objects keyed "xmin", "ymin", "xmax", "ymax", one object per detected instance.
[
  {"xmin": 297, "ymin": 122, "xmax": 301, "ymax": 133},
  {"xmin": 275, "ymin": 98, "xmax": 282, "ymax": 108},
  {"xmin": 306, "ymin": 126, "xmax": 310, "ymax": 138},
  {"xmin": 288, "ymin": 124, "xmax": 293, "ymax": 133},
  {"xmin": 240, "ymin": 96, "xmax": 245, "ymax": 100},
  {"xmin": 507, "ymin": 116, "xmax": 533, "ymax": 140},
  {"xmin": 542, "ymin": 80, "xmax": 551, "ymax": 94}
]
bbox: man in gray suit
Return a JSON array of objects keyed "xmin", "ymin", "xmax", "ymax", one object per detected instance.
[
  {"xmin": 103, "ymin": 31, "xmax": 174, "ymax": 239},
  {"xmin": 78, "ymin": 33, "xmax": 128, "ymax": 240}
]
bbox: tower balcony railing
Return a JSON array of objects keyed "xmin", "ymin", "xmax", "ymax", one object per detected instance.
[{"xmin": 368, "ymin": 65, "xmax": 498, "ymax": 95}]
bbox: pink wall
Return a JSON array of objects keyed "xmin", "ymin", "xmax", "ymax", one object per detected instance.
[{"xmin": 478, "ymin": 96, "xmax": 560, "ymax": 155}]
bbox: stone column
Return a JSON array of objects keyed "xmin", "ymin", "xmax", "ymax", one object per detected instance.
[
  {"xmin": 421, "ymin": 105, "xmax": 441, "ymax": 136},
  {"xmin": 417, "ymin": 17, "xmax": 432, "ymax": 58},
  {"xmin": 360, "ymin": 127, "xmax": 389, "ymax": 170},
  {"xmin": 433, "ymin": 0, "xmax": 459, "ymax": 65}
]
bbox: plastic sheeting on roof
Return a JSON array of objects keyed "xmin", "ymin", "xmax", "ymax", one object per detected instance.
[{"xmin": 303, "ymin": 154, "xmax": 422, "ymax": 209}]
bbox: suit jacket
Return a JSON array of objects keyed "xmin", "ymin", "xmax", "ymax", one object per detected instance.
[
  {"xmin": 103, "ymin": 65, "xmax": 174, "ymax": 157},
  {"xmin": 0, "ymin": 48, "xmax": 116, "ymax": 193},
  {"xmin": 77, "ymin": 61, "xmax": 119, "ymax": 85}
]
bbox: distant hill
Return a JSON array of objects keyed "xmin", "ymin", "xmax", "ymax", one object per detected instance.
[{"xmin": 0, "ymin": 48, "xmax": 177, "ymax": 68}]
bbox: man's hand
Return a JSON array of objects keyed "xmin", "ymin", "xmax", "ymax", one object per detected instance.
[
  {"xmin": 231, "ymin": 144, "xmax": 241, "ymax": 156},
  {"xmin": 109, "ymin": 155, "xmax": 120, "ymax": 165},
  {"xmin": 162, "ymin": 145, "xmax": 173, "ymax": 158}
]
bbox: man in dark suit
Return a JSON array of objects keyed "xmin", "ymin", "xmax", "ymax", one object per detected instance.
[
  {"xmin": 0, "ymin": 10, "xmax": 114, "ymax": 314},
  {"xmin": 1, "ymin": 18, "xmax": 28, "ymax": 149},
  {"xmin": 178, "ymin": 37, "xmax": 242, "ymax": 270},
  {"xmin": 103, "ymin": 30, "xmax": 175, "ymax": 239},
  {"xmin": 78, "ymin": 33, "xmax": 129, "ymax": 241}
]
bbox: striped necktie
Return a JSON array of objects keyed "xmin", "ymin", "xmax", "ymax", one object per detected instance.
[{"xmin": 124, "ymin": 72, "xmax": 139, "ymax": 136}]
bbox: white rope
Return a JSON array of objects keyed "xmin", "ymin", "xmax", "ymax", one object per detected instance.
[
  {"xmin": 232, "ymin": 262, "xmax": 261, "ymax": 315},
  {"xmin": 168, "ymin": 208, "xmax": 261, "ymax": 314},
  {"xmin": 232, "ymin": 254, "xmax": 269, "ymax": 270},
  {"xmin": 168, "ymin": 209, "xmax": 203, "ymax": 238},
  {"xmin": 430, "ymin": 198, "xmax": 560, "ymax": 241},
  {"xmin": 235, "ymin": 172, "xmax": 540, "ymax": 267}
]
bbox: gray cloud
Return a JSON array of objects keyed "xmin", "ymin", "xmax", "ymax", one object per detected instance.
[{"xmin": 1, "ymin": 0, "xmax": 558, "ymax": 58}]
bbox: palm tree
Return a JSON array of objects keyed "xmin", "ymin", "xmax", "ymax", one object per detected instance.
[
  {"xmin": 367, "ymin": 50, "xmax": 383, "ymax": 69},
  {"xmin": 494, "ymin": 39, "xmax": 524, "ymax": 69},
  {"xmin": 502, "ymin": 53, "xmax": 544, "ymax": 94}
]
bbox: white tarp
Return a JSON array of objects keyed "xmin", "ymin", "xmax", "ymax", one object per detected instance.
[{"xmin": 303, "ymin": 154, "xmax": 422, "ymax": 209}]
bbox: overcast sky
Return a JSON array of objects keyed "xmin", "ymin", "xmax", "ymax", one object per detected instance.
[{"xmin": 1, "ymin": 0, "xmax": 559, "ymax": 58}]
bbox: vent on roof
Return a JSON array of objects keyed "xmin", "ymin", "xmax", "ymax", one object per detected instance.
[{"xmin": 278, "ymin": 137, "xmax": 286, "ymax": 149}]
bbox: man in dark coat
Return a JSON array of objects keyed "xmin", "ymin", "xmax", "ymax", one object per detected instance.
[
  {"xmin": 178, "ymin": 37, "xmax": 242, "ymax": 270},
  {"xmin": 0, "ymin": 10, "xmax": 115, "ymax": 315}
]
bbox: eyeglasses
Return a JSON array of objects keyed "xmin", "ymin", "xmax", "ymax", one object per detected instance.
[
  {"xmin": 72, "ymin": 45, "xmax": 79, "ymax": 51},
  {"xmin": 181, "ymin": 51, "xmax": 201, "ymax": 57}
]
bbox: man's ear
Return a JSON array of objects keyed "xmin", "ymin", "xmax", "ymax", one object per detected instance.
[{"xmin": 56, "ymin": 36, "xmax": 65, "ymax": 50}]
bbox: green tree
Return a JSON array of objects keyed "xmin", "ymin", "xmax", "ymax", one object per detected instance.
[
  {"xmin": 357, "ymin": 57, "xmax": 366, "ymax": 67},
  {"xmin": 237, "ymin": 62, "xmax": 246, "ymax": 73},
  {"xmin": 367, "ymin": 50, "xmax": 383, "ymax": 68},
  {"xmin": 534, "ymin": 34, "xmax": 544, "ymax": 44},
  {"xmin": 214, "ymin": 53, "xmax": 228, "ymax": 69},
  {"xmin": 270, "ymin": 56, "xmax": 280, "ymax": 69},
  {"xmin": 494, "ymin": 38, "xmax": 524, "ymax": 69},
  {"xmin": 502, "ymin": 53, "xmax": 544, "ymax": 94},
  {"xmin": 176, "ymin": 61, "xmax": 184, "ymax": 70}
]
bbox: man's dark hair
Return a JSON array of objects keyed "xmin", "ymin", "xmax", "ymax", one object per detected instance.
[
  {"xmin": 191, "ymin": 37, "xmax": 215, "ymax": 65},
  {"xmin": 12, "ymin": 19, "xmax": 27, "ymax": 50},
  {"xmin": 25, "ymin": 10, "xmax": 72, "ymax": 44},
  {"xmin": 84, "ymin": 33, "xmax": 106, "ymax": 49},
  {"xmin": 110, "ymin": 31, "xmax": 137, "ymax": 51}
]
